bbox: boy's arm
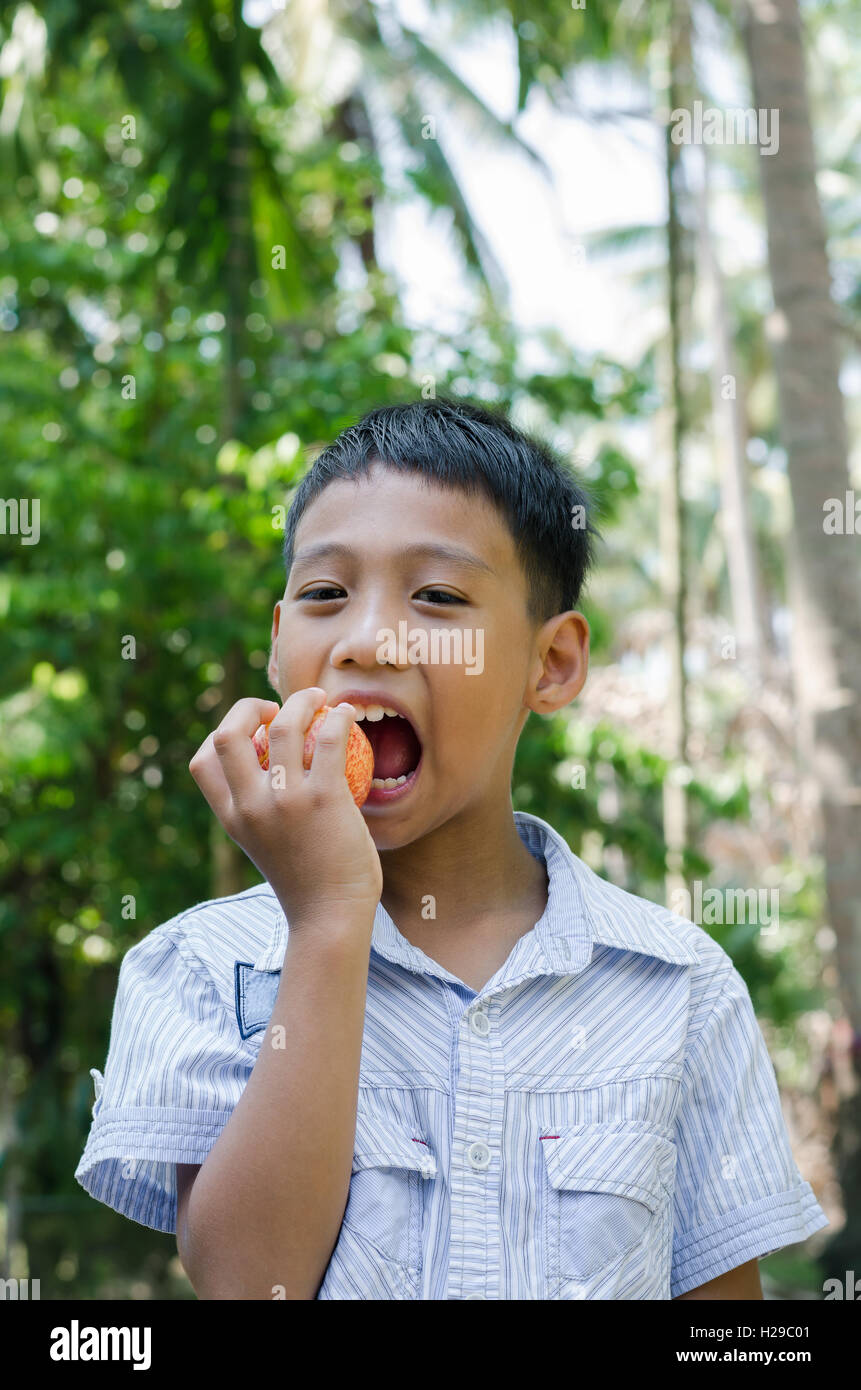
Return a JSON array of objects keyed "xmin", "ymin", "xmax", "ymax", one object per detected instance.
[
  {"xmin": 176, "ymin": 915, "xmax": 374, "ymax": 1300},
  {"xmin": 176, "ymin": 1164, "xmax": 198, "ymax": 1232},
  {"xmin": 673, "ymin": 1258, "xmax": 763, "ymax": 1299},
  {"xmin": 178, "ymin": 690, "xmax": 384, "ymax": 1300}
]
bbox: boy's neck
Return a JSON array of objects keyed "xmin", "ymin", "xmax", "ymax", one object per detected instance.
[{"xmin": 378, "ymin": 802, "xmax": 549, "ymax": 946}]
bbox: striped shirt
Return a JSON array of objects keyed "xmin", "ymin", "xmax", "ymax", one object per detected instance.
[{"xmin": 75, "ymin": 810, "xmax": 828, "ymax": 1299}]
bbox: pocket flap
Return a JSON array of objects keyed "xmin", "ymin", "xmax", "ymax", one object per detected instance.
[
  {"xmin": 234, "ymin": 961, "xmax": 280, "ymax": 1040},
  {"xmin": 353, "ymin": 1109, "xmax": 437, "ymax": 1179},
  {"xmin": 539, "ymin": 1122, "xmax": 675, "ymax": 1210}
]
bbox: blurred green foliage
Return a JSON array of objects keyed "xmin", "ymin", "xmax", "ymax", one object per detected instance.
[{"xmin": 0, "ymin": 0, "xmax": 825, "ymax": 1298}]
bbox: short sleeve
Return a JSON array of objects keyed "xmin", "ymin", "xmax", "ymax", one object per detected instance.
[
  {"xmin": 74, "ymin": 922, "xmax": 249, "ymax": 1234},
  {"xmin": 670, "ymin": 962, "xmax": 828, "ymax": 1297}
]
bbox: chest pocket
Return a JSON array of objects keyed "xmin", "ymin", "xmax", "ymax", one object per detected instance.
[
  {"xmin": 540, "ymin": 1122, "xmax": 676, "ymax": 1299},
  {"xmin": 318, "ymin": 1109, "xmax": 437, "ymax": 1301}
]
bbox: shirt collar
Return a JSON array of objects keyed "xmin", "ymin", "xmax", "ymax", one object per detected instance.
[{"xmin": 253, "ymin": 811, "xmax": 702, "ymax": 981}]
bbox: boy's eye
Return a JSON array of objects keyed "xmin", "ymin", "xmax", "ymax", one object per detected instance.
[
  {"xmin": 414, "ymin": 588, "xmax": 465, "ymax": 605},
  {"xmin": 298, "ymin": 586, "xmax": 464, "ymax": 604},
  {"xmin": 299, "ymin": 586, "xmax": 345, "ymax": 601}
]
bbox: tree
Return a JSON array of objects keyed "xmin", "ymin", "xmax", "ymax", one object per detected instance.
[{"xmin": 738, "ymin": 0, "xmax": 861, "ymax": 1276}]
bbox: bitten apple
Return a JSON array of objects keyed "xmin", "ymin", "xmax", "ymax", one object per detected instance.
[{"xmin": 252, "ymin": 705, "xmax": 374, "ymax": 808}]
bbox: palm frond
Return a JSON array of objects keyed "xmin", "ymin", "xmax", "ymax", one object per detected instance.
[
  {"xmin": 583, "ymin": 222, "xmax": 664, "ymax": 256},
  {"xmin": 396, "ymin": 22, "xmax": 552, "ymax": 181},
  {"xmin": 391, "ymin": 87, "xmax": 510, "ymax": 306}
]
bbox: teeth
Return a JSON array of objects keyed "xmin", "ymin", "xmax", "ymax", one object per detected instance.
[
  {"xmin": 349, "ymin": 704, "xmax": 403, "ymax": 722},
  {"xmin": 346, "ymin": 704, "xmax": 414, "ymax": 791}
]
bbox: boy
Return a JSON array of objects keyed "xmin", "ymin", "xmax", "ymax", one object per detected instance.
[{"xmin": 75, "ymin": 397, "xmax": 828, "ymax": 1299}]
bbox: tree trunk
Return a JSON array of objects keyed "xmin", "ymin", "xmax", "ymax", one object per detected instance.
[
  {"xmin": 695, "ymin": 145, "xmax": 767, "ymax": 681},
  {"xmin": 661, "ymin": 0, "xmax": 693, "ymax": 905},
  {"xmin": 331, "ymin": 93, "xmax": 377, "ymax": 271},
  {"xmin": 738, "ymin": 0, "xmax": 861, "ymax": 1275}
]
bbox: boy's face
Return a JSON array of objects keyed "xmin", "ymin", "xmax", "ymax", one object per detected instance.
[{"xmin": 267, "ymin": 462, "xmax": 588, "ymax": 851}]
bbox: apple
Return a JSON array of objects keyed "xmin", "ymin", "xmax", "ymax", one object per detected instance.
[{"xmin": 252, "ymin": 705, "xmax": 374, "ymax": 808}]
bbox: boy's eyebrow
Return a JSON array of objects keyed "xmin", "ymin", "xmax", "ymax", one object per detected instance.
[{"xmin": 291, "ymin": 541, "xmax": 496, "ymax": 577}]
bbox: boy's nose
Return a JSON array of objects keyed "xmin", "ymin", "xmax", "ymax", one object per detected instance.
[{"xmin": 328, "ymin": 605, "xmax": 409, "ymax": 670}]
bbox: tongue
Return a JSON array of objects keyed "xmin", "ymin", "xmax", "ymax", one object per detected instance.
[{"xmin": 367, "ymin": 719, "xmax": 418, "ymax": 779}]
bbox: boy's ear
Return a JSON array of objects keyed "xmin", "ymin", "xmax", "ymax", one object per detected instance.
[{"xmin": 525, "ymin": 611, "xmax": 589, "ymax": 717}]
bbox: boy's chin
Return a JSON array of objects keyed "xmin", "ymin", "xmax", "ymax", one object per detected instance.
[
  {"xmin": 367, "ymin": 820, "xmax": 425, "ymax": 853},
  {"xmin": 365, "ymin": 791, "xmax": 470, "ymax": 854}
]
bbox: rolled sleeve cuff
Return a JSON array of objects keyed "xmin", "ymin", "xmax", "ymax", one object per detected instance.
[
  {"xmin": 670, "ymin": 1181, "xmax": 829, "ymax": 1298},
  {"xmin": 74, "ymin": 1105, "xmax": 233, "ymax": 1234}
]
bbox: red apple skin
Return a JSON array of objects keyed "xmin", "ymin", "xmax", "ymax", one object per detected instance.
[
  {"xmin": 252, "ymin": 706, "xmax": 374, "ymax": 808},
  {"xmin": 251, "ymin": 722, "xmax": 270, "ymax": 771}
]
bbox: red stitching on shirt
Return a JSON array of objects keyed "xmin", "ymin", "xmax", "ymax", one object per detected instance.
[
  {"xmin": 412, "ymin": 1139, "xmax": 428, "ymax": 1146},
  {"xmin": 538, "ymin": 1135, "xmax": 559, "ymax": 1140}
]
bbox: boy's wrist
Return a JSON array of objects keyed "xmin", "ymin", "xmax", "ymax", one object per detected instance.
[{"xmin": 278, "ymin": 900, "xmax": 377, "ymax": 951}]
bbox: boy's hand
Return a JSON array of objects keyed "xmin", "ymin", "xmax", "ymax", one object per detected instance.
[{"xmin": 189, "ymin": 687, "xmax": 383, "ymax": 930}]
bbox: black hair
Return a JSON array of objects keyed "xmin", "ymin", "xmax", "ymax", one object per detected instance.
[{"xmin": 282, "ymin": 396, "xmax": 595, "ymax": 623}]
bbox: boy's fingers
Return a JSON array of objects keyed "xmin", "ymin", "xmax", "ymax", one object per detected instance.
[
  {"xmin": 188, "ymin": 732, "xmax": 234, "ymax": 823},
  {"xmin": 209, "ymin": 697, "xmax": 281, "ymax": 791},
  {"xmin": 192, "ymin": 689, "xmax": 348, "ymax": 810},
  {"xmin": 304, "ymin": 703, "xmax": 357, "ymax": 792},
  {"xmin": 267, "ymin": 686, "xmax": 327, "ymax": 789}
]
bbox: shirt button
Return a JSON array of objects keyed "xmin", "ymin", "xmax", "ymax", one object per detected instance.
[
  {"xmin": 469, "ymin": 1007, "xmax": 490, "ymax": 1036},
  {"xmin": 467, "ymin": 1140, "xmax": 491, "ymax": 1171}
]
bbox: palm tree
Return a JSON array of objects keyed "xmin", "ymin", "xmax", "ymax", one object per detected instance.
[
  {"xmin": 261, "ymin": 0, "xmax": 550, "ymax": 297},
  {"xmin": 738, "ymin": 0, "xmax": 861, "ymax": 1275}
]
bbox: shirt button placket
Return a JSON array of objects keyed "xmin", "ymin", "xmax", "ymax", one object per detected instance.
[
  {"xmin": 469, "ymin": 1005, "xmax": 490, "ymax": 1037},
  {"xmin": 467, "ymin": 1140, "xmax": 491, "ymax": 1170},
  {"xmin": 448, "ymin": 997, "xmax": 502, "ymax": 1301}
]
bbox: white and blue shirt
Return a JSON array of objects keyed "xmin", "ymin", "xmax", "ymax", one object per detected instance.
[{"xmin": 75, "ymin": 811, "xmax": 827, "ymax": 1299}]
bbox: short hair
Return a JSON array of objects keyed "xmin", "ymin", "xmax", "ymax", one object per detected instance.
[{"xmin": 282, "ymin": 396, "xmax": 595, "ymax": 622}]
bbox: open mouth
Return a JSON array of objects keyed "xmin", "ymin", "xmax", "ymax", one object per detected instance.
[
  {"xmin": 353, "ymin": 708, "xmax": 423, "ymax": 791},
  {"xmin": 344, "ymin": 700, "xmax": 422, "ymax": 800}
]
